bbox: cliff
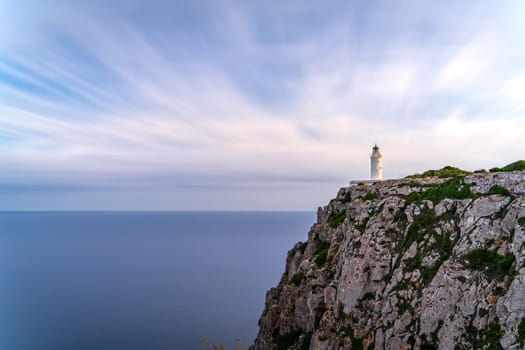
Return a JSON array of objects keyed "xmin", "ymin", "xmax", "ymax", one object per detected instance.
[{"xmin": 253, "ymin": 170, "xmax": 525, "ymax": 350}]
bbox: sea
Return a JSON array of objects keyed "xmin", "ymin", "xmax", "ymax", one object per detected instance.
[{"xmin": 0, "ymin": 211, "xmax": 315, "ymax": 350}]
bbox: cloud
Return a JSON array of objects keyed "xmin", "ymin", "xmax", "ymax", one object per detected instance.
[{"xmin": 1, "ymin": 0, "xmax": 525, "ymax": 209}]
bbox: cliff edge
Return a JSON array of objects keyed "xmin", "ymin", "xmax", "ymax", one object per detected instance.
[{"xmin": 254, "ymin": 170, "xmax": 525, "ymax": 350}]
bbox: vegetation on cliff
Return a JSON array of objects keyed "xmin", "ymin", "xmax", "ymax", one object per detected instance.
[
  {"xmin": 404, "ymin": 177, "xmax": 473, "ymax": 205},
  {"xmin": 407, "ymin": 160, "xmax": 525, "ymax": 179},
  {"xmin": 490, "ymin": 160, "xmax": 525, "ymax": 173},
  {"xmin": 406, "ymin": 165, "xmax": 471, "ymax": 179},
  {"xmin": 254, "ymin": 168, "xmax": 525, "ymax": 350},
  {"xmin": 464, "ymin": 248, "xmax": 515, "ymax": 280}
]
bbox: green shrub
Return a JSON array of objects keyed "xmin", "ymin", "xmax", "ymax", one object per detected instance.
[
  {"xmin": 356, "ymin": 217, "xmax": 369, "ymax": 233},
  {"xmin": 405, "ymin": 178, "xmax": 473, "ymax": 205},
  {"xmin": 290, "ymin": 273, "xmax": 304, "ymax": 286},
  {"xmin": 482, "ymin": 321, "xmax": 504, "ymax": 349},
  {"xmin": 356, "ymin": 292, "xmax": 375, "ymax": 310},
  {"xmin": 420, "ymin": 342, "xmax": 438, "ymax": 350},
  {"xmin": 488, "ymin": 185, "xmax": 512, "ymax": 197},
  {"xmin": 463, "ymin": 321, "xmax": 503, "ymax": 349},
  {"xmin": 434, "ymin": 231, "xmax": 454, "ymax": 259},
  {"xmin": 272, "ymin": 329, "xmax": 309, "ymax": 350},
  {"xmin": 361, "ymin": 192, "xmax": 379, "ymax": 201},
  {"xmin": 406, "ymin": 166, "xmax": 471, "ymax": 179},
  {"xmin": 296, "ymin": 242, "xmax": 307, "ymax": 254},
  {"xmin": 329, "ymin": 210, "xmax": 346, "ymax": 228},
  {"xmin": 517, "ymin": 318, "xmax": 525, "ymax": 346},
  {"xmin": 412, "ymin": 230, "xmax": 454, "ymax": 286},
  {"xmin": 501, "ymin": 160, "xmax": 525, "ymax": 172},
  {"xmin": 405, "ymin": 207, "xmax": 437, "ymax": 246},
  {"xmin": 314, "ymin": 241, "xmax": 330, "ymax": 267},
  {"xmin": 393, "ymin": 209, "xmax": 408, "ymax": 224},
  {"xmin": 423, "ymin": 178, "xmax": 473, "ymax": 204},
  {"xmin": 404, "ymin": 191, "xmax": 420, "ymax": 203},
  {"xmin": 398, "ymin": 181, "xmax": 422, "ymax": 188},
  {"xmin": 465, "ymin": 248, "xmax": 514, "ymax": 279},
  {"xmin": 490, "ymin": 160, "xmax": 525, "ymax": 173},
  {"xmin": 494, "ymin": 286, "xmax": 506, "ymax": 296},
  {"xmin": 397, "ymin": 298, "xmax": 412, "ymax": 315},
  {"xmin": 339, "ymin": 327, "xmax": 365, "ymax": 350},
  {"xmin": 314, "ymin": 250, "xmax": 328, "ymax": 267},
  {"xmin": 342, "ymin": 192, "xmax": 352, "ymax": 203},
  {"xmin": 518, "ymin": 217, "xmax": 525, "ymax": 229},
  {"xmin": 421, "ymin": 265, "xmax": 439, "ymax": 285},
  {"xmin": 362, "ymin": 292, "xmax": 375, "ymax": 300}
]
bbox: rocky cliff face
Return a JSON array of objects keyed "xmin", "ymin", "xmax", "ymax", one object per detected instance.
[{"xmin": 253, "ymin": 171, "xmax": 525, "ymax": 350}]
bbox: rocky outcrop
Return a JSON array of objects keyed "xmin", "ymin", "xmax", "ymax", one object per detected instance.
[{"xmin": 254, "ymin": 171, "xmax": 525, "ymax": 350}]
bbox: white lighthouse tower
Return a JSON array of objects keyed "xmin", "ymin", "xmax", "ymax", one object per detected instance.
[{"xmin": 370, "ymin": 144, "xmax": 382, "ymax": 180}]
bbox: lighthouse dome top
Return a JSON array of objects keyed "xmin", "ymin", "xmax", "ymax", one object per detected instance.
[{"xmin": 371, "ymin": 144, "xmax": 382, "ymax": 157}]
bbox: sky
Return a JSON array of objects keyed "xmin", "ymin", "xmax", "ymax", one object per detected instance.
[{"xmin": 1, "ymin": 0, "xmax": 525, "ymax": 210}]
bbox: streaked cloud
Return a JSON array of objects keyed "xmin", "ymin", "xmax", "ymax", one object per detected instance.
[{"xmin": 1, "ymin": 0, "xmax": 524, "ymax": 210}]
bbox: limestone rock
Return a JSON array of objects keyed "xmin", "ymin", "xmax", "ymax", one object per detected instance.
[{"xmin": 253, "ymin": 171, "xmax": 525, "ymax": 350}]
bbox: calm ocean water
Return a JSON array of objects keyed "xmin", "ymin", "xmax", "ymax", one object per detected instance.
[{"xmin": 0, "ymin": 211, "xmax": 315, "ymax": 350}]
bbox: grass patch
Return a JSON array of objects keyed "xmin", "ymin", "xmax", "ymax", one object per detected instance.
[
  {"xmin": 406, "ymin": 166, "xmax": 471, "ymax": 179},
  {"xmin": 329, "ymin": 210, "xmax": 346, "ymax": 228}
]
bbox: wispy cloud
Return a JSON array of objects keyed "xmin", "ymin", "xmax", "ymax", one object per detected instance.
[{"xmin": 1, "ymin": 0, "xmax": 525, "ymax": 209}]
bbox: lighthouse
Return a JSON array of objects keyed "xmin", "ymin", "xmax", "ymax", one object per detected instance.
[{"xmin": 370, "ymin": 144, "xmax": 382, "ymax": 180}]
